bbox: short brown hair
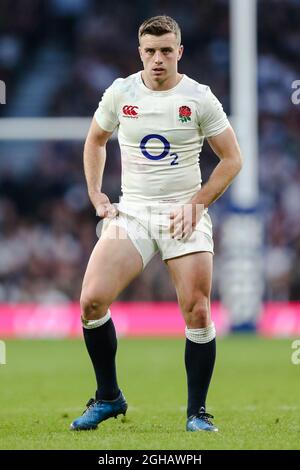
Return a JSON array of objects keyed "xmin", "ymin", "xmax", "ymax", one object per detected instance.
[{"xmin": 138, "ymin": 15, "xmax": 181, "ymax": 45}]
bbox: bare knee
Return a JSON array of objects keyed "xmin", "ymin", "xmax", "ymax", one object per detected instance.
[
  {"xmin": 80, "ymin": 289, "xmax": 111, "ymax": 321},
  {"xmin": 182, "ymin": 296, "xmax": 210, "ymax": 329}
]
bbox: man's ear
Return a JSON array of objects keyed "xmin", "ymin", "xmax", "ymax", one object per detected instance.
[
  {"xmin": 178, "ymin": 45, "xmax": 184, "ymax": 61},
  {"xmin": 138, "ymin": 46, "xmax": 143, "ymax": 61}
]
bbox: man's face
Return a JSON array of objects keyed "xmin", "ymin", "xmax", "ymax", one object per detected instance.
[{"xmin": 139, "ymin": 33, "xmax": 183, "ymax": 84}]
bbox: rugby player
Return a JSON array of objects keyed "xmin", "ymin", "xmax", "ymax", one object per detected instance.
[{"xmin": 71, "ymin": 15, "xmax": 242, "ymax": 432}]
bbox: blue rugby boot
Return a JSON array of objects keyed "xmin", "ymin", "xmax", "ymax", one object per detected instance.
[
  {"xmin": 186, "ymin": 409, "xmax": 218, "ymax": 432},
  {"xmin": 70, "ymin": 391, "xmax": 128, "ymax": 431}
]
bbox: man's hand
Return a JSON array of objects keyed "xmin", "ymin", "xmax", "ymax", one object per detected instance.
[
  {"xmin": 169, "ymin": 203, "xmax": 204, "ymax": 240},
  {"xmin": 89, "ymin": 192, "xmax": 118, "ymax": 219}
]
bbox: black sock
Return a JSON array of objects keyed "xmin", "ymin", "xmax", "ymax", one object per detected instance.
[
  {"xmin": 185, "ymin": 337, "xmax": 216, "ymax": 417},
  {"xmin": 83, "ymin": 318, "xmax": 120, "ymax": 401}
]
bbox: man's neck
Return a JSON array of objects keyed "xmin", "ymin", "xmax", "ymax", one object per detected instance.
[{"xmin": 141, "ymin": 72, "xmax": 183, "ymax": 91}]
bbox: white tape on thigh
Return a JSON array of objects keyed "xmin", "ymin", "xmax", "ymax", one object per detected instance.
[
  {"xmin": 81, "ymin": 309, "xmax": 111, "ymax": 329},
  {"xmin": 185, "ymin": 322, "xmax": 216, "ymax": 344}
]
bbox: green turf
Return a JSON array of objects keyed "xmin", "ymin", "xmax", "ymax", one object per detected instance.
[{"xmin": 0, "ymin": 335, "xmax": 299, "ymax": 449}]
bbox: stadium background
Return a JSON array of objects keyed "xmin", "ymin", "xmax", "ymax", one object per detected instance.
[{"xmin": 0, "ymin": 0, "xmax": 300, "ymax": 450}]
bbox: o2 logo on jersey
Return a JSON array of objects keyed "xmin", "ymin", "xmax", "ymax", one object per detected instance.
[{"xmin": 140, "ymin": 134, "xmax": 178, "ymax": 165}]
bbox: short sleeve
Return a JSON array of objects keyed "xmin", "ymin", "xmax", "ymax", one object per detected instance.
[
  {"xmin": 199, "ymin": 87, "xmax": 230, "ymax": 138},
  {"xmin": 94, "ymin": 82, "xmax": 119, "ymax": 132}
]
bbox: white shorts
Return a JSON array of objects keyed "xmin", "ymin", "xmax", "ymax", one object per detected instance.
[{"xmin": 101, "ymin": 200, "xmax": 214, "ymax": 268}]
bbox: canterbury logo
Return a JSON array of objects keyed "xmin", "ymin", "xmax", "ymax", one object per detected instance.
[{"xmin": 122, "ymin": 105, "xmax": 139, "ymax": 117}]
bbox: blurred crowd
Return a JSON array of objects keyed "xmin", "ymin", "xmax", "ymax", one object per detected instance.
[{"xmin": 1, "ymin": 0, "xmax": 300, "ymax": 303}]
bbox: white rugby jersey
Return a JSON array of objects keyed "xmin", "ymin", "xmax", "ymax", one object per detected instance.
[{"xmin": 94, "ymin": 71, "xmax": 229, "ymax": 203}]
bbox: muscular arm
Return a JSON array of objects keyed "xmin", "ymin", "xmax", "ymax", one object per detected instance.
[
  {"xmin": 191, "ymin": 125, "xmax": 243, "ymax": 207},
  {"xmin": 83, "ymin": 118, "xmax": 117, "ymax": 217}
]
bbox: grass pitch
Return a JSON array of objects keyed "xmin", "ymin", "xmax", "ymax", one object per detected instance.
[{"xmin": 0, "ymin": 335, "xmax": 299, "ymax": 450}]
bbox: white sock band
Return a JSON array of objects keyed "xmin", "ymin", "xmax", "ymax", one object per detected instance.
[
  {"xmin": 81, "ymin": 309, "xmax": 111, "ymax": 329},
  {"xmin": 185, "ymin": 322, "xmax": 216, "ymax": 344}
]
